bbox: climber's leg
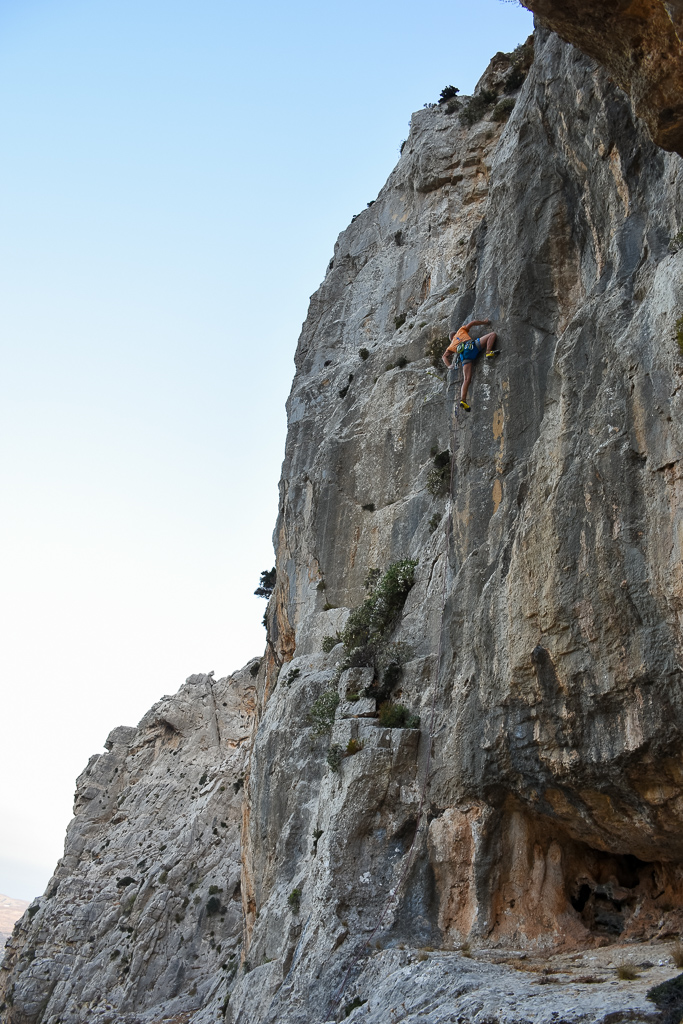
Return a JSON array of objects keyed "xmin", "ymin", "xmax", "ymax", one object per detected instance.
[
  {"xmin": 480, "ymin": 332, "xmax": 498, "ymax": 358},
  {"xmin": 461, "ymin": 361, "xmax": 473, "ymax": 402}
]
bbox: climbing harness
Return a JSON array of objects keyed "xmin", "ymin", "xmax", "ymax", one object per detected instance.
[
  {"xmin": 456, "ymin": 339, "xmax": 478, "ymax": 361},
  {"xmin": 329, "ymin": 362, "xmax": 463, "ymax": 1016}
]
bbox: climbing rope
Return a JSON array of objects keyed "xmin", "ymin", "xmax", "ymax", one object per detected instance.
[{"xmin": 329, "ymin": 361, "xmax": 462, "ymax": 1016}]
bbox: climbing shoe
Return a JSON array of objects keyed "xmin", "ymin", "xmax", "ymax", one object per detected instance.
[
  {"xmin": 460, "ymin": 400, "xmax": 470, "ymax": 412},
  {"xmin": 485, "ymin": 350, "xmax": 498, "ymax": 360}
]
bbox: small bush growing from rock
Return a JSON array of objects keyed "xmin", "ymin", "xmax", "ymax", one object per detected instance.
[
  {"xmin": 288, "ymin": 888, "xmax": 302, "ymax": 913},
  {"xmin": 378, "ymin": 702, "xmax": 420, "ymax": 729},
  {"xmin": 206, "ymin": 896, "xmax": 222, "ymax": 916},
  {"xmin": 386, "ymin": 356, "xmax": 410, "ymax": 371},
  {"xmin": 445, "ymin": 99, "xmax": 460, "ymax": 114},
  {"xmin": 424, "ymin": 335, "xmax": 449, "ymax": 370},
  {"xmin": 364, "ymin": 568, "xmax": 381, "ymax": 591},
  {"xmin": 427, "ymin": 450, "xmax": 451, "ymax": 497},
  {"xmin": 208, "ymin": 885, "xmax": 222, "ymax": 895},
  {"xmin": 492, "ymin": 97, "xmax": 516, "ymax": 122},
  {"xmin": 672, "ymin": 940, "xmax": 683, "ymax": 968},
  {"xmin": 320, "ymin": 564, "xmax": 416, "ymax": 713},
  {"xmin": 512, "ymin": 37, "xmax": 534, "ymax": 67},
  {"xmin": 504, "ymin": 65, "xmax": 526, "ymax": 92},
  {"xmin": 339, "ymin": 559, "xmax": 418, "ymax": 652},
  {"xmin": 439, "ymin": 85, "xmax": 459, "ymax": 103},
  {"xmin": 254, "ymin": 568, "xmax": 276, "ymax": 599},
  {"xmin": 461, "ymin": 92, "xmax": 496, "ymax": 126},
  {"xmin": 343, "ymin": 997, "xmax": 366, "ymax": 1018},
  {"xmin": 394, "ymin": 313, "xmax": 407, "ymax": 329},
  {"xmin": 284, "ymin": 667, "xmax": 300, "ymax": 686},
  {"xmin": 346, "ymin": 738, "xmax": 363, "ymax": 756},
  {"xmin": 359, "ymin": 347, "xmax": 370, "ymax": 360},
  {"xmin": 307, "ymin": 690, "xmax": 340, "ymax": 734},
  {"xmin": 617, "ymin": 964, "xmax": 639, "ymax": 980},
  {"xmin": 648, "ymin": 971, "xmax": 683, "ymax": 1022},
  {"xmin": 327, "ymin": 744, "xmax": 345, "ymax": 772},
  {"xmin": 669, "ymin": 229, "xmax": 683, "ymax": 254}
]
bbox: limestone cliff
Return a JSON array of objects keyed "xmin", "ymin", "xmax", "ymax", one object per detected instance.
[
  {"xmin": 520, "ymin": 0, "xmax": 683, "ymax": 157},
  {"xmin": 3, "ymin": 22, "xmax": 683, "ymax": 1024},
  {"xmin": 0, "ymin": 668, "xmax": 256, "ymax": 1022}
]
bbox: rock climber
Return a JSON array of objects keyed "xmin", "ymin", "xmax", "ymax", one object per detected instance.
[{"xmin": 442, "ymin": 318, "xmax": 498, "ymax": 411}]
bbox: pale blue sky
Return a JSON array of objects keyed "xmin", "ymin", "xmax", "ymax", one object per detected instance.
[{"xmin": 0, "ymin": 0, "xmax": 533, "ymax": 901}]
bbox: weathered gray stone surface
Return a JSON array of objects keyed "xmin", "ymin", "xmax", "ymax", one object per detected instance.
[
  {"xmin": 520, "ymin": 0, "xmax": 683, "ymax": 156},
  {"xmin": 3, "ymin": 22, "xmax": 683, "ymax": 1024},
  {"xmin": 0, "ymin": 668, "xmax": 256, "ymax": 1022},
  {"xmin": 242, "ymin": 24, "xmax": 683, "ymax": 1024}
]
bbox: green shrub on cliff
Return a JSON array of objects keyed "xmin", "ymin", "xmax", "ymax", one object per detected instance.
[
  {"xmin": 288, "ymin": 887, "xmax": 302, "ymax": 913},
  {"xmin": 307, "ymin": 690, "xmax": 340, "ymax": 735},
  {"xmin": 424, "ymin": 335, "xmax": 449, "ymax": 371},
  {"xmin": 320, "ymin": 560, "xmax": 417, "ymax": 706},
  {"xmin": 254, "ymin": 568, "xmax": 276, "ymax": 598},
  {"xmin": 326, "ymin": 744, "xmax": 344, "ymax": 772},
  {"xmin": 427, "ymin": 450, "xmax": 451, "ymax": 497},
  {"xmin": 439, "ymin": 85, "xmax": 459, "ymax": 103},
  {"xmin": 378, "ymin": 702, "xmax": 420, "ymax": 729},
  {"xmin": 492, "ymin": 97, "xmax": 516, "ymax": 122},
  {"xmin": 461, "ymin": 89, "xmax": 498, "ymax": 126},
  {"xmin": 338, "ymin": 559, "xmax": 417, "ymax": 651}
]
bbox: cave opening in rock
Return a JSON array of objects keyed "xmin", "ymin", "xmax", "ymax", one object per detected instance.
[{"xmin": 566, "ymin": 847, "xmax": 671, "ymax": 938}]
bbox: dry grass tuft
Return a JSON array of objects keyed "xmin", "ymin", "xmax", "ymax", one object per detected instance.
[{"xmin": 617, "ymin": 964, "xmax": 639, "ymax": 981}]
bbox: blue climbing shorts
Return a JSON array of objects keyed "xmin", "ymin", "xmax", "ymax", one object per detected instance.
[{"xmin": 459, "ymin": 339, "xmax": 484, "ymax": 364}]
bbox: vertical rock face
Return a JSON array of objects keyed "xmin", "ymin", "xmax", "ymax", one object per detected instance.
[
  {"xmin": 238, "ymin": 24, "xmax": 683, "ymax": 1022},
  {"xmin": 0, "ymin": 668, "xmax": 256, "ymax": 1023},
  {"xmin": 4, "ymin": 23, "xmax": 683, "ymax": 1024},
  {"xmin": 520, "ymin": 0, "xmax": 683, "ymax": 156}
]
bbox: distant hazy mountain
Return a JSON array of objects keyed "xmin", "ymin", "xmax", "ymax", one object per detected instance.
[{"xmin": 0, "ymin": 893, "xmax": 28, "ymax": 952}]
